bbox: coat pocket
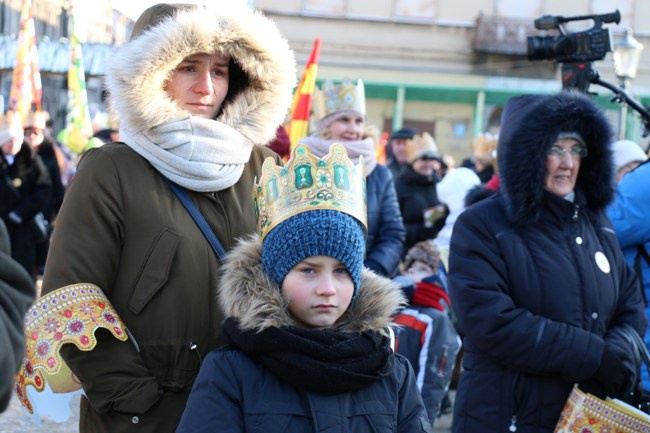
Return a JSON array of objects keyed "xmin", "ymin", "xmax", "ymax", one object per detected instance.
[{"xmin": 128, "ymin": 228, "xmax": 179, "ymax": 315}]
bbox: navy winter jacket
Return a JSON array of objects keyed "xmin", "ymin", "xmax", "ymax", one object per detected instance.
[
  {"xmin": 178, "ymin": 348, "xmax": 428, "ymax": 433},
  {"xmin": 365, "ymin": 164, "xmax": 406, "ymax": 277},
  {"xmin": 448, "ymin": 91, "xmax": 647, "ymax": 433}
]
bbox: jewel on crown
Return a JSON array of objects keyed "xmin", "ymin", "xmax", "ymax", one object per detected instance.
[
  {"xmin": 254, "ymin": 143, "xmax": 367, "ymax": 240},
  {"xmin": 313, "ymin": 79, "xmax": 366, "ymax": 122}
]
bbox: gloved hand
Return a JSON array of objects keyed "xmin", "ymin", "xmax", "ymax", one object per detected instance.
[
  {"xmin": 8, "ymin": 211, "xmax": 22, "ymax": 224},
  {"xmin": 580, "ymin": 347, "xmax": 628, "ymax": 399}
]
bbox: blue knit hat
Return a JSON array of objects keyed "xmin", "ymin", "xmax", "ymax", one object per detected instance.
[{"xmin": 261, "ymin": 209, "xmax": 366, "ymax": 297}]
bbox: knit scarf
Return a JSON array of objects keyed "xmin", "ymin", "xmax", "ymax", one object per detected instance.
[
  {"xmin": 120, "ymin": 116, "xmax": 253, "ymax": 192},
  {"xmin": 300, "ymin": 136, "xmax": 377, "ymax": 175},
  {"xmin": 222, "ymin": 317, "xmax": 393, "ymax": 394}
]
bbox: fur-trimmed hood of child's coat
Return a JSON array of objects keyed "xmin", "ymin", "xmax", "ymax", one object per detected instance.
[
  {"xmin": 219, "ymin": 234, "xmax": 406, "ymax": 336},
  {"xmin": 497, "ymin": 90, "xmax": 614, "ymax": 226},
  {"xmin": 105, "ymin": 4, "xmax": 296, "ymax": 146}
]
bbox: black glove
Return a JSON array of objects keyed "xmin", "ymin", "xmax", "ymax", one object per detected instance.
[{"xmin": 580, "ymin": 347, "xmax": 628, "ymax": 399}]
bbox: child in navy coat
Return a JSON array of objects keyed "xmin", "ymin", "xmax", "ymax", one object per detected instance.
[{"xmin": 176, "ymin": 144, "xmax": 431, "ymax": 433}]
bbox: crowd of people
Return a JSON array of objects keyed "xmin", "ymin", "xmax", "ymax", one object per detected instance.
[{"xmin": 2, "ymin": 2, "xmax": 650, "ymax": 433}]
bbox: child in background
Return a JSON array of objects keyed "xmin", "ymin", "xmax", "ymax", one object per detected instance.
[
  {"xmin": 394, "ymin": 239, "xmax": 462, "ymax": 427},
  {"xmin": 176, "ymin": 144, "xmax": 432, "ymax": 433}
]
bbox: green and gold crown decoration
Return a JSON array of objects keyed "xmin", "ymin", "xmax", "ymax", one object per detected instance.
[
  {"xmin": 312, "ymin": 79, "xmax": 366, "ymax": 122},
  {"xmin": 254, "ymin": 143, "xmax": 367, "ymax": 240}
]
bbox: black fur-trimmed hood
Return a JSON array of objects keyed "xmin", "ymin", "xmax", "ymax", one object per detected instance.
[
  {"xmin": 218, "ymin": 234, "xmax": 406, "ymax": 336},
  {"xmin": 497, "ymin": 91, "xmax": 614, "ymax": 226}
]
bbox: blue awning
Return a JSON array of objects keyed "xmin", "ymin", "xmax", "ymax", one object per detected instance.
[{"xmin": 0, "ymin": 35, "xmax": 117, "ymax": 76}]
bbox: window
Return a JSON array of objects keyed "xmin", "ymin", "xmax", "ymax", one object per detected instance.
[
  {"xmin": 393, "ymin": 0, "xmax": 436, "ymax": 20},
  {"xmin": 495, "ymin": 0, "xmax": 541, "ymax": 19},
  {"xmin": 303, "ymin": 0, "xmax": 346, "ymax": 15}
]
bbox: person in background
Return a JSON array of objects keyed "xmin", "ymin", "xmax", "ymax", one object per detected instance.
[
  {"xmin": 267, "ymin": 124, "xmax": 291, "ymax": 160},
  {"xmin": 301, "ymin": 79, "xmax": 405, "ymax": 277},
  {"xmin": 23, "ymin": 111, "xmax": 65, "ymax": 275},
  {"xmin": 433, "ymin": 167, "xmax": 480, "ymax": 268},
  {"xmin": 0, "ymin": 111, "xmax": 52, "ymax": 279},
  {"xmin": 607, "ymin": 143, "xmax": 650, "ymax": 392},
  {"xmin": 387, "ymin": 126, "xmax": 419, "ymax": 178},
  {"xmin": 394, "ymin": 132, "xmax": 446, "ymax": 255},
  {"xmin": 0, "ymin": 218, "xmax": 35, "ymax": 412},
  {"xmin": 449, "ymin": 91, "xmax": 646, "ymax": 433},
  {"xmin": 393, "ymin": 239, "xmax": 461, "ymax": 427},
  {"xmin": 92, "ymin": 128, "xmax": 120, "ymax": 145},
  {"xmin": 460, "ymin": 133, "xmax": 497, "ymax": 184},
  {"xmin": 176, "ymin": 143, "xmax": 431, "ymax": 433},
  {"xmin": 611, "ymin": 139, "xmax": 648, "ymax": 184},
  {"xmin": 44, "ymin": 117, "xmax": 76, "ymax": 187},
  {"xmin": 32, "ymin": 3, "xmax": 295, "ymax": 432}
]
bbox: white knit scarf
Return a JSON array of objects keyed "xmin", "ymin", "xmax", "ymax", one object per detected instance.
[
  {"xmin": 299, "ymin": 136, "xmax": 377, "ymax": 175},
  {"xmin": 120, "ymin": 116, "xmax": 253, "ymax": 192}
]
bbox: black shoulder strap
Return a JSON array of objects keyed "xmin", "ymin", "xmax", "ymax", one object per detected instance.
[{"xmin": 162, "ymin": 177, "xmax": 226, "ymax": 262}]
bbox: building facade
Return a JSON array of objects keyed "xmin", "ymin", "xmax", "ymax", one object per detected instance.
[
  {"xmin": 256, "ymin": 0, "xmax": 650, "ymax": 160},
  {"xmin": 1, "ymin": 0, "xmax": 650, "ymax": 159}
]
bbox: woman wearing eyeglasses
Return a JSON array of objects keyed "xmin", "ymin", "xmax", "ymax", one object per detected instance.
[
  {"xmin": 393, "ymin": 131, "xmax": 448, "ymax": 255},
  {"xmin": 448, "ymin": 91, "xmax": 646, "ymax": 433}
]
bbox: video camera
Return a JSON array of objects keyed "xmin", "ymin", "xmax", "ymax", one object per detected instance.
[
  {"xmin": 527, "ymin": 11, "xmax": 620, "ymax": 63},
  {"xmin": 526, "ymin": 10, "xmax": 650, "ymax": 137}
]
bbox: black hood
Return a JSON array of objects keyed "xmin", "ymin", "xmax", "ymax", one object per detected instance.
[{"xmin": 497, "ymin": 90, "xmax": 614, "ymax": 226}]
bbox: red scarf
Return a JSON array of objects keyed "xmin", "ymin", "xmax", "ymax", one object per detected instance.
[{"xmin": 412, "ymin": 281, "xmax": 451, "ymax": 312}]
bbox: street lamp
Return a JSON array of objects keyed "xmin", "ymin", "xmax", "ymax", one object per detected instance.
[{"xmin": 613, "ymin": 29, "xmax": 644, "ymax": 139}]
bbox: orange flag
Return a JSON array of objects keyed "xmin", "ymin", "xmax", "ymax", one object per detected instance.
[
  {"xmin": 8, "ymin": 0, "xmax": 42, "ymax": 121},
  {"xmin": 376, "ymin": 131, "xmax": 388, "ymax": 165},
  {"xmin": 285, "ymin": 37, "xmax": 321, "ymax": 157}
]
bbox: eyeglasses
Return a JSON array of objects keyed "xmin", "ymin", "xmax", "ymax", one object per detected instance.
[{"xmin": 546, "ymin": 146, "xmax": 587, "ymax": 159}]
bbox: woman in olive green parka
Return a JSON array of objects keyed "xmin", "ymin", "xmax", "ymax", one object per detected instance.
[{"xmin": 40, "ymin": 3, "xmax": 295, "ymax": 432}]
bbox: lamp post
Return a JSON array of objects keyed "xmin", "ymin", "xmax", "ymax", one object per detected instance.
[{"xmin": 613, "ymin": 29, "xmax": 644, "ymax": 140}]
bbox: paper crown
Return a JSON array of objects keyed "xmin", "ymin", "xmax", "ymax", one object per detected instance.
[
  {"xmin": 0, "ymin": 110, "xmax": 24, "ymax": 144},
  {"xmin": 24, "ymin": 111, "xmax": 48, "ymax": 130},
  {"xmin": 405, "ymin": 132, "xmax": 439, "ymax": 163},
  {"xmin": 254, "ymin": 143, "xmax": 367, "ymax": 240},
  {"xmin": 313, "ymin": 79, "xmax": 366, "ymax": 123},
  {"xmin": 0, "ymin": 110, "xmax": 23, "ymax": 132}
]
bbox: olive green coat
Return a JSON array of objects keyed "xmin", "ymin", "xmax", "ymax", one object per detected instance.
[{"xmin": 42, "ymin": 143, "xmax": 278, "ymax": 432}]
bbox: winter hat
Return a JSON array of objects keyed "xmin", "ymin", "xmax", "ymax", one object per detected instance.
[
  {"xmin": 0, "ymin": 111, "xmax": 24, "ymax": 146},
  {"xmin": 612, "ymin": 139, "xmax": 647, "ymax": 171},
  {"xmin": 405, "ymin": 132, "xmax": 440, "ymax": 164},
  {"xmin": 556, "ymin": 131, "xmax": 586, "ymax": 147},
  {"xmin": 403, "ymin": 239, "xmax": 441, "ymax": 273},
  {"xmin": 261, "ymin": 209, "xmax": 366, "ymax": 295},
  {"xmin": 255, "ymin": 143, "xmax": 367, "ymax": 296},
  {"xmin": 390, "ymin": 127, "xmax": 419, "ymax": 140}
]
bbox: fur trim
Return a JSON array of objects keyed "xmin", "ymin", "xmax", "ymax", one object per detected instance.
[
  {"xmin": 219, "ymin": 234, "xmax": 406, "ymax": 336},
  {"xmin": 498, "ymin": 91, "xmax": 614, "ymax": 225},
  {"xmin": 106, "ymin": 5, "xmax": 296, "ymax": 145}
]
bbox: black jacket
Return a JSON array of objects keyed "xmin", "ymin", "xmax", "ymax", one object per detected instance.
[
  {"xmin": 448, "ymin": 91, "xmax": 647, "ymax": 433},
  {"xmin": 395, "ymin": 166, "xmax": 443, "ymax": 254},
  {"xmin": 0, "ymin": 219, "xmax": 35, "ymax": 411},
  {"xmin": 0, "ymin": 144, "xmax": 52, "ymax": 273}
]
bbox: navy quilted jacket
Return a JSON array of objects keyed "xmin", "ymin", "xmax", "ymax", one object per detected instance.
[{"xmin": 448, "ymin": 91, "xmax": 647, "ymax": 433}]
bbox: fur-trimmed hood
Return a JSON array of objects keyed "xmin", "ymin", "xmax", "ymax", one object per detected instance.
[
  {"xmin": 497, "ymin": 91, "xmax": 614, "ymax": 225},
  {"xmin": 106, "ymin": 4, "xmax": 296, "ymax": 145},
  {"xmin": 219, "ymin": 234, "xmax": 406, "ymax": 335}
]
